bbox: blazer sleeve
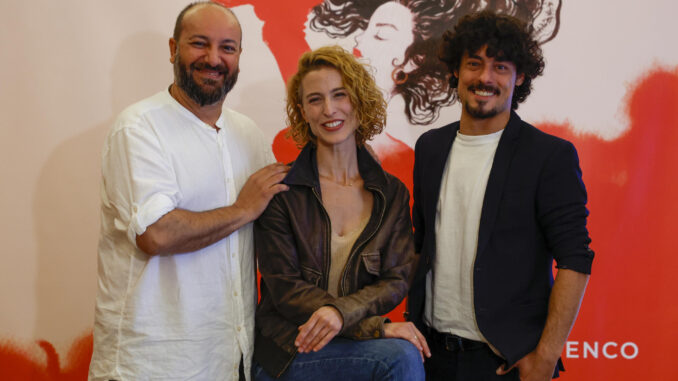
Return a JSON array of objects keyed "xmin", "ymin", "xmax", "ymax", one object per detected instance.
[{"xmin": 537, "ymin": 141, "xmax": 594, "ymax": 274}]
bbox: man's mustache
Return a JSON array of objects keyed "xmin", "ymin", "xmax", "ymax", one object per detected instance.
[
  {"xmin": 191, "ymin": 62, "xmax": 229, "ymax": 75},
  {"xmin": 468, "ymin": 83, "xmax": 500, "ymax": 95}
]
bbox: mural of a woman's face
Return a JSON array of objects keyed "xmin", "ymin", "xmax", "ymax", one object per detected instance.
[{"xmin": 353, "ymin": 2, "xmax": 414, "ymax": 100}]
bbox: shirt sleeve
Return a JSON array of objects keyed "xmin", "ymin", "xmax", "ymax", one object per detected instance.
[{"xmin": 101, "ymin": 123, "xmax": 181, "ymax": 246}]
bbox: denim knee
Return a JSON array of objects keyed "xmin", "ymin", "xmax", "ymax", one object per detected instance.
[{"xmin": 377, "ymin": 338, "xmax": 424, "ymax": 381}]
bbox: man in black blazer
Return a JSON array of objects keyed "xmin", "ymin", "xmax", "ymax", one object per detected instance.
[{"xmin": 407, "ymin": 11, "xmax": 594, "ymax": 381}]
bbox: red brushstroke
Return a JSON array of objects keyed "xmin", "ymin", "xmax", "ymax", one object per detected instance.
[
  {"xmin": 219, "ymin": 0, "xmax": 323, "ymax": 82},
  {"xmin": 4, "ymin": 2, "xmax": 675, "ymax": 378},
  {"xmin": 0, "ymin": 332, "xmax": 93, "ymax": 381},
  {"xmin": 536, "ymin": 66, "xmax": 678, "ymax": 380}
]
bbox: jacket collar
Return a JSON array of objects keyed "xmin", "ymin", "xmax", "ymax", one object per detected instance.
[
  {"xmin": 476, "ymin": 110, "xmax": 523, "ymax": 257},
  {"xmin": 283, "ymin": 143, "xmax": 389, "ymax": 190},
  {"xmin": 451, "ymin": 110, "xmax": 522, "ymax": 140}
]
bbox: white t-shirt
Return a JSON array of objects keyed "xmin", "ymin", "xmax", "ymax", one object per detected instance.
[
  {"xmin": 89, "ymin": 89, "xmax": 273, "ymax": 381},
  {"xmin": 425, "ymin": 129, "xmax": 503, "ymax": 342}
]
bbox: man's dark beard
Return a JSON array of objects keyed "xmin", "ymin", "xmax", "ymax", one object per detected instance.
[
  {"xmin": 465, "ymin": 101, "xmax": 500, "ymax": 119},
  {"xmin": 463, "ymin": 83, "xmax": 502, "ymax": 119},
  {"xmin": 174, "ymin": 58, "xmax": 239, "ymax": 106}
]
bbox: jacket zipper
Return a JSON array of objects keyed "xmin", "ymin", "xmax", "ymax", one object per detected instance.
[{"xmin": 311, "ymin": 186, "xmax": 332, "ymax": 290}]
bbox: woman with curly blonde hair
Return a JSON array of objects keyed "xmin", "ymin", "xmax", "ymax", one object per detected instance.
[{"xmin": 252, "ymin": 45, "xmax": 428, "ymax": 380}]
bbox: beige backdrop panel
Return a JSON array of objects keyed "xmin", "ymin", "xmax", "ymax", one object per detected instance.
[
  {"xmin": 0, "ymin": 0, "xmax": 284, "ymax": 356},
  {"xmin": 1, "ymin": 0, "xmax": 677, "ymax": 374}
]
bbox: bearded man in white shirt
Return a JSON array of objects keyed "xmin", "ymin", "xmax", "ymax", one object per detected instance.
[{"xmin": 88, "ymin": 2, "xmax": 288, "ymax": 380}]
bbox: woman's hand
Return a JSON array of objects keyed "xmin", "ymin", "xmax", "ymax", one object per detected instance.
[
  {"xmin": 384, "ymin": 322, "xmax": 431, "ymax": 361},
  {"xmin": 295, "ymin": 306, "xmax": 344, "ymax": 353}
]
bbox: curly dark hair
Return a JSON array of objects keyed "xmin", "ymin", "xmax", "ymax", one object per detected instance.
[
  {"xmin": 309, "ymin": 0, "xmax": 559, "ymax": 123},
  {"xmin": 439, "ymin": 10, "xmax": 545, "ymax": 109}
]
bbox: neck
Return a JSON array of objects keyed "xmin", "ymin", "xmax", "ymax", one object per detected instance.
[
  {"xmin": 459, "ymin": 109, "xmax": 511, "ymax": 136},
  {"xmin": 315, "ymin": 140, "xmax": 360, "ymax": 186},
  {"xmin": 169, "ymin": 83, "xmax": 223, "ymax": 129}
]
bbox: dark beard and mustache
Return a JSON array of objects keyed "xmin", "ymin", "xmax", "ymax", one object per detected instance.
[
  {"xmin": 174, "ymin": 55, "xmax": 239, "ymax": 106},
  {"xmin": 462, "ymin": 83, "xmax": 503, "ymax": 119}
]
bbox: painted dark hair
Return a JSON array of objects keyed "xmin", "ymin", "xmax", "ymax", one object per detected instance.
[
  {"xmin": 310, "ymin": 0, "xmax": 560, "ymax": 123},
  {"xmin": 439, "ymin": 10, "xmax": 545, "ymax": 109}
]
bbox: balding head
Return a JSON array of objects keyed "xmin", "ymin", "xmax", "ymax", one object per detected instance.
[
  {"xmin": 173, "ymin": 2, "xmax": 241, "ymax": 43},
  {"xmin": 169, "ymin": 1, "xmax": 242, "ymax": 107}
]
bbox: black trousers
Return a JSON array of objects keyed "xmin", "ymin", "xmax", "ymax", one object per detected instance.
[{"xmin": 424, "ymin": 328, "xmax": 519, "ymax": 381}]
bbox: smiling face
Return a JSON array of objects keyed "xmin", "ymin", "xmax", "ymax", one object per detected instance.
[
  {"xmin": 455, "ymin": 45, "xmax": 525, "ymax": 121},
  {"xmin": 353, "ymin": 2, "xmax": 415, "ymax": 98},
  {"xmin": 299, "ymin": 67, "xmax": 359, "ymax": 149},
  {"xmin": 169, "ymin": 4, "xmax": 242, "ymax": 106}
]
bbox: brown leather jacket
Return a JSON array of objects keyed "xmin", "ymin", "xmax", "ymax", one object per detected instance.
[{"xmin": 253, "ymin": 144, "xmax": 416, "ymax": 377}]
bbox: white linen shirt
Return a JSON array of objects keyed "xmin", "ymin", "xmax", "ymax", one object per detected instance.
[
  {"xmin": 425, "ymin": 130, "xmax": 503, "ymax": 342},
  {"xmin": 89, "ymin": 89, "xmax": 273, "ymax": 381}
]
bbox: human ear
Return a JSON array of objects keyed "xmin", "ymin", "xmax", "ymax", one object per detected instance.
[
  {"xmin": 516, "ymin": 73, "xmax": 525, "ymax": 87},
  {"xmin": 169, "ymin": 38, "xmax": 177, "ymax": 64}
]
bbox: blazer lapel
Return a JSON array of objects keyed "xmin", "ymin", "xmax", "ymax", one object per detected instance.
[
  {"xmin": 476, "ymin": 112, "xmax": 523, "ymax": 258},
  {"xmin": 426, "ymin": 123, "xmax": 459, "ymax": 230}
]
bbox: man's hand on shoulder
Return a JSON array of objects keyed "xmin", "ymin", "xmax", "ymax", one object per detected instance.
[
  {"xmin": 233, "ymin": 162, "xmax": 289, "ymax": 221},
  {"xmin": 136, "ymin": 162, "xmax": 289, "ymax": 256}
]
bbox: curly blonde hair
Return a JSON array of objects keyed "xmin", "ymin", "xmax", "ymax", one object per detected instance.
[{"xmin": 286, "ymin": 45, "xmax": 386, "ymax": 147}]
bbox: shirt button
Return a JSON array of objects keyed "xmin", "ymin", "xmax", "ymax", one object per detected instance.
[
  {"xmin": 234, "ymin": 291, "xmax": 238, "ymax": 296},
  {"xmin": 237, "ymin": 326, "xmax": 241, "ymax": 332}
]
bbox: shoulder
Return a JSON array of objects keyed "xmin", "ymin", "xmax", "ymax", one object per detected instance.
[
  {"xmin": 517, "ymin": 118, "xmax": 575, "ymax": 151},
  {"xmin": 111, "ymin": 91, "xmax": 174, "ymax": 133},
  {"xmin": 382, "ymin": 171, "xmax": 410, "ymax": 203},
  {"xmin": 505, "ymin": 118, "xmax": 579, "ymax": 169},
  {"xmin": 103, "ymin": 91, "xmax": 176, "ymax": 155},
  {"xmin": 416, "ymin": 121, "xmax": 458, "ymax": 149},
  {"xmin": 221, "ymin": 108, "xmax": 268, "ymax": 143},
  {"xmin": 221, "ymin": 107, "xmax": 261, "ymax": 136},
  {"xmin": 221, "ymin": 107, "xmax": 273, "ymax": 165}
]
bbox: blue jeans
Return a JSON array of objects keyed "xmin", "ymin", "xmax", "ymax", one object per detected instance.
[{"xmin": 253, "ymin": 337, "xmax": 424, "ymax": 381}]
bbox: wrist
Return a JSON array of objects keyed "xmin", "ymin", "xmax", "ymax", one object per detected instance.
[
  {"xmin": 535, "ymin": 344, "xmax": 561, "ymax": 364},
  {"xmin": 228, "ymin": 202, "xmax": 254, "ymax": 226}
]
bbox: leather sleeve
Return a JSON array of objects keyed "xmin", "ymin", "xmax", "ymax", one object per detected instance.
[
  {"xmin": 255, "ymin": 194, "xmax": 336, "ymax": 326},
  {"xmin": 343, "ymin": 316, "xmax": 388, "ymax": 340}
]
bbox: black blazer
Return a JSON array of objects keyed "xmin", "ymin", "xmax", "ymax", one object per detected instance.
[{"xmin": 407, "ymin": 111, "xmax": 593, "ymax": 365}]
